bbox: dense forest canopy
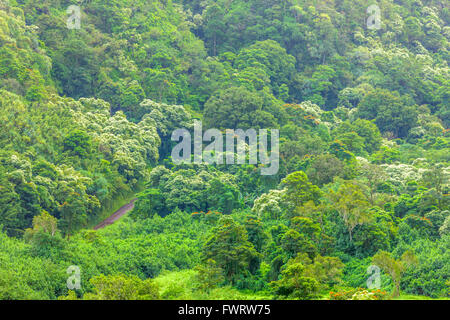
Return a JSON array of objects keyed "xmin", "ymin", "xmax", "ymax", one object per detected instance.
[{"xmin": 0, "ymin": 0, "xmax": 448, "ymax": 300}]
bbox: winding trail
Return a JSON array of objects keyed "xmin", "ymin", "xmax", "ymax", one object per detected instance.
[{"xmin": 93, "ymin": 198, "xmax": 138, "ymax": 230}]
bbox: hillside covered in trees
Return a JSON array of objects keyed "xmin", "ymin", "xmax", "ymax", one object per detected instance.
[{"xmin": 0, "ymin": 0, "xmax": 448, "ymax": 300}]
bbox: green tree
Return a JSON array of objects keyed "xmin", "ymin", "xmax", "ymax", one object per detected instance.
[
  {"xmin": 194, "ymin": 259, "xmax": 225, "ymax": 293},
  {"xmin": 270, "ymin": 258, "xmax": 319, "ymax": 300},
  {"xmin": 24, "ymin": 210, "xmax": 58, "ymax": 238},
  {"xmin": 306, "ymin": 154, "xmax": 344, "ymax": 186},
  {"xmin": 63, "ymin": 129, "xmax": 92, "ymax": 157},
  {"xmin": 84, "ymin": 274, "xmax": 160, "ymax": 300},
  {"xmin": 327, "ymin": 180, "xmax": 371, "ymax": 242},
  {"xmin": 203, "ymin": 86, "xmax": 278, "ymax": 130},
  {"xmin": 281, "ymin": 171, "xmax": 322, "ymax": 211},
  {"xmin": 203, "ymin": 216, "xmax": 260, "ymax": 283},
  {"xmin": 357, "ymin": 89, "xmax": 418, "ymax": 138},
  {"xmin": 372, "ymin": 250, "xmax": 418, "ymax": 297}
]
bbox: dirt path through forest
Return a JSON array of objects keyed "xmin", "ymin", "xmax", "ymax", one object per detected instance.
[{"xmin": 93, "ymin": 198, "xmax": 138, "ymax": 230}]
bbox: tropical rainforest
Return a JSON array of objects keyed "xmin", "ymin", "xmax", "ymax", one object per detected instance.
[{"xmin": 0, "ymin": 0, "xmax": 449, "ymax": 300}]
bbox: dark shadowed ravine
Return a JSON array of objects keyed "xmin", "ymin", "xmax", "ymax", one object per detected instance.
[{"xmin": 93, "ymin": 198, "xmax": 138, "ymax": 230}]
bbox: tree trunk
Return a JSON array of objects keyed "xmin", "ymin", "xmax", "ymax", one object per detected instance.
[{"xmin": 393, "ymin": 281, "xmax": 400, "ymax": 297}]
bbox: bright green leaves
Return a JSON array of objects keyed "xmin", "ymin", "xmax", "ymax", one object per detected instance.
[
  {"xmin": 203, "ymin": 215, "xmax": 260, "ymax": 283},
  {"xmin": 281, "ymin": 171, "xmax": 322, "ymax": 210},
  {"xmin": 63, "ymin": 129, "xmax": 92, "ymax": 158}
]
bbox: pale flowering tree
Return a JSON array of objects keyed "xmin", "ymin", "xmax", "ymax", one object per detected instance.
[
  {"xmin": 72, "ymin": 99, "xmax": 161, "ymax": 185},
  {"xmin": 252, "ymin": 189, "xmax": 285, "ymax": 220},
  {"xmin": 140, "ymin": 99, "xmax": 193, "ymax": 136},
  {"xmin": 380, "ymin": 163, "xmax": 426, "ymax": 190},
  {"xmin": 53, "ymin": 164, "xmax": 100, "ymax": 238}
]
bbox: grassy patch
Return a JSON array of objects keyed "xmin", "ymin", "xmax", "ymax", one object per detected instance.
[{"xmin": 153, "ymin": 270, "xmax": 272, "ymax": 300}]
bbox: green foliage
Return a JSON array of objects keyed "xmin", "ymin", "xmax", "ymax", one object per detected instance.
[
  {"xmin": 203, "ymin": 215, "xmax": 260, "ymax": 284},
  {"xmin": 327, "ymin": 179, "xmax": 371, "ymax": 242},
  {"xmin": 281, "ymin": 171, "xmax": 322, "ymax": 210},
  {"xmin": 270, "ymin": 253, "xmax": 344, "ymax": 299},
  {"xmin": 132, "ymin": 166, "xmax": 242, "ymax": 217},
  {"xmin": 193, "ymin": 259, "xmax": 225, "ymax": 292},
  {"xmin": 357, "ymin": 89, "xmax": 418, "ymax": 138},
  {"xmin": 372, "ymin": 250, "xmax": 418, "ymax": 297},
  {"xmin": 0, "ymin": 0, "xmax": 448, "ymax": 301},
  {"xmin": 204, "ymin": 86, "xmax": 278, "ymax": 130},
  {"xmin": 82, "ymin": 274, "xmax": 160, "ymax": 300},
  {"xmin": 63, "ymin": 130, "xmax": 92, "ymax": 158}
]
